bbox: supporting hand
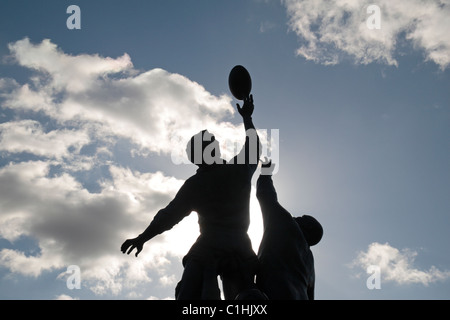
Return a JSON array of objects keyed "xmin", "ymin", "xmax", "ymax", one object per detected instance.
[{"xmin": 260, "ymin": 157, "xmax": 275, "ymax": 175}]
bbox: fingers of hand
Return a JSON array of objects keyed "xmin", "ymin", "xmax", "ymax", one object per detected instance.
[
  {"xmin": 120, "ymin": 240, "xmax": 130, "ymax": 253},
  {"xmin": 135, "ymin": 247, "xmax": 142, "ymax": 257},
  {"xmin": 126, "ymin": 245, "xmax": 135, "ymax": 255}
]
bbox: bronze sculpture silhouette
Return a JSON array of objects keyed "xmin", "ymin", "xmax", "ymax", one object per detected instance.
[
  {"xmin": 121, "ymin": 95, "xmax": 261, "ymax": 300},
  {"xmin": 121, "ymin": 65, "xmax": 323, "ymax": 300},
  {"xmin": 256, "ymin": 159, "xmax": 323, "ymax": 300}
]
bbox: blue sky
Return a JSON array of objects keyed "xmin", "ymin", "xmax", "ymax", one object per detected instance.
[{"xmin": 0, "ymin": 0, "xmax": 449, "ymax": 300}]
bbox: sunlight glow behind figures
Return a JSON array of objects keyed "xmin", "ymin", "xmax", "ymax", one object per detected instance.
[{"xmin": 248, "ymin": 187, "xmax": 264, "ymax": 252}]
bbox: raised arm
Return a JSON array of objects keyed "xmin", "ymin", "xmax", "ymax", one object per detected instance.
[
  {"xmin": 234, "ymin": 95, "xmax": 261, "ymax": 166},
  {"xmin": 121, "ymin": 182, "xmax": 193, "ymax": 257},
  {"xmin": 257, "ymin": 159, "xmax": 295, "ymax": 228},
  {"xmin": 256, "ymin": 158, "xmax": 278, "ymax": 204}
]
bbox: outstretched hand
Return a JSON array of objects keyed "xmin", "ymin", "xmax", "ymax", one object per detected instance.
[
  {"xmin": 237, "ymin": 94, "xmax": 254, "ymax": 118},
  {"xmin": 121, "ymin": 237, "xmax": 144, "ymax": 257}
]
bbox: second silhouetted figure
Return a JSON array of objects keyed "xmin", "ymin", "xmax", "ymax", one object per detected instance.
[{"xmin": 256, "ymin": 159, "xmax": 323, "ymax": 300}]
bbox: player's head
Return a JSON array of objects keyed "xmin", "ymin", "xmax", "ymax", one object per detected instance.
[
  {"xmin": 295, "ymin": 215, "xmax": 323, "ymax": 246},
  {"xmin": 186, "ymin": 130, "xmax": 221, "ymax": 166}
]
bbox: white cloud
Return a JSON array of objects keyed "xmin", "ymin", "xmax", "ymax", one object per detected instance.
[
  {"xmin": 147, "ymin": 295, "xmax": 174, "ymax": 300},
  {"xmin": 55, "ymin": 294, "xmax": 79, "ymax": 300},
  {"xmin": 0, "ymin": 120, "xmax": 90, "ymax": 159},
  {"xmin": 282, "ymin": 0, "xmax": 450, "ymax": 69},
  {"xmin": 0, "ymin": 248, "xmax": 63, "ymax": 278},
  {"xmin": 351, "ymin": 242, "xmax": 450, "ymax": 286},
  {"xmin": 159, "ymin": 274, "xmax": 177, "ymax": 287},
  {"xmin": 8, "ymin": 38, "xmax": 134, "ymax": 93}
]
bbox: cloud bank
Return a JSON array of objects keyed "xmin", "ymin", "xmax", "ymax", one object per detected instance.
[
  {"xmin": 0, "ymin": 160, "xmax": 198, "ymax": 296},
  {"xmin": 282, "ymin": 0, "xmax": 450, "ymax": 69},
  {"xmin": 3, "ymin": 38, "xmax": 241, "ymax": 158},
  {"xmin": 351, "ymin": 242, "xmax": 450, "ymax": 286},
  {"xmin": 0, "ymin": 38, "xmax": 264, "ymax": 298}
]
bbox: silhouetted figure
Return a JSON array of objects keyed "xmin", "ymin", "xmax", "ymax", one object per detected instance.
[
  {"xmin": 256, "ymin": 159, "xmax": 323, "ymax": 300},
  {"xmin": 121, "ymin": 95, "xmax": 261, "ymax": 300},
  {"xmin": 235, "ymin": 288, "xmax": 269, "ymax": 300}
]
